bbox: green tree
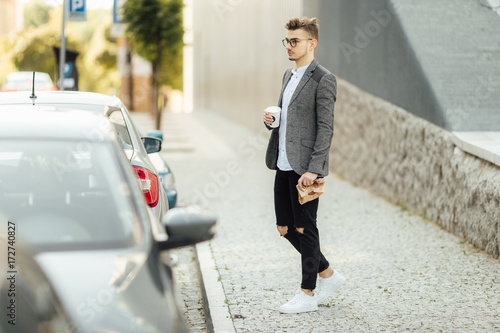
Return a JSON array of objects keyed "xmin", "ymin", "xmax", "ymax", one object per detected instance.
[
  {"xmin": 8, "ymin": 26, "xmax": 62, "ymax": 78},
  {"xmin": 122, "ymin": 0, "xmax": 183, "ymax": 128},
  {"xmin": 160, "ymin": 38, "xmax": 183, "ymax": 90},
  {"xmin": 2, "ymin": 5, "xmax": 120, "ymax": 94},
  {"xmin": 24, "ymin": 0, "xmax": 51, "ymax": 28}
]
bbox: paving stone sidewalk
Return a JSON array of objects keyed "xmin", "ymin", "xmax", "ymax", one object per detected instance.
[
  {"xmin": 132, "ymin": 110, "xmax": 500, "ymax": 333},
  {"xmin": 171, "ymin": 246, "xmax": 208, "ymax": 333}
]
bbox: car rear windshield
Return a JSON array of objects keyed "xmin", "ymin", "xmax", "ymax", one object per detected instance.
[
  {"xmin": 0, "ymin": 140, "xmax": 143, "ymax": 251},
  {"xmin": 34, "ymin": 104, "xmax": 134, "ymax": 151}
]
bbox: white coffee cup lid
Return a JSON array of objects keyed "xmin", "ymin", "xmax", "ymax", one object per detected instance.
[{"xmin": 265, "ymin": 106, "xmax": 281, "ymax": 113}]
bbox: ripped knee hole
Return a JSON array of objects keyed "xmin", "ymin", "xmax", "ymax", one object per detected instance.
[
  {"xmin": 277, "ymin": 226, "xmax": 288, "ymax": 237},
  {"xmin": 277, "ymin": 226, "xmax": 305, "ymax": 236}
]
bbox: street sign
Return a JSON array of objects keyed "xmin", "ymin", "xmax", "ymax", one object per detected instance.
[
  {"xmin": 113, "ymin": 0, "xmax": 125, "ymax": 23},
  {"xmin": 111, "ymin": 0, "xmax": 126, "ymax": 37},
  {"xmin": 68, "ymin": 0, "xmax": 87, "ymax": 22}
]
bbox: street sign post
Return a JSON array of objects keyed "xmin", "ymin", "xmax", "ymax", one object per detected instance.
[
  {"xmin": 59, "ymin": 0, "xmax": 85, "ymax": 91},
  {"xmin": 68, "ymin": 0, "xmax": 87, "ymax": 22},
  {"xmin": 58, "ymin": 0, "xmax": 67, "ymax": 91}
]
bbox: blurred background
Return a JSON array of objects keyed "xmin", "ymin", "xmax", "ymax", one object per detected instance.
[
  {"xmin": 191, "ymin": 0, "xmax": 500, "ymax": 133},
  {"xmin": 1, "ymin": 0, "xmax": 499, "ymax": 131}
]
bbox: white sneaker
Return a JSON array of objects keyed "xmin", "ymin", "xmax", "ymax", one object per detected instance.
[
  {"xmin": 279, "ymin": 290, "xmax": 318, "ymax": 314},
  {"xmin": 315, "ymin": 270, "xmax": 346, "ymax": 304}
]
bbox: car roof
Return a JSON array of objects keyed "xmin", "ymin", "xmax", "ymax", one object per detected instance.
[
  {"xmin": 0, "ymin": 91, "xmax": 123, "ymax": 109},
  {"xmin": 0, "ymin": 105, "xmax": 115, "ymax": 141}
]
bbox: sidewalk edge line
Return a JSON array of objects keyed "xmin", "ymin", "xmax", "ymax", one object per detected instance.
[{"xmin": 195, "ymin": 241, "xmax": 236, "ymax": 333}]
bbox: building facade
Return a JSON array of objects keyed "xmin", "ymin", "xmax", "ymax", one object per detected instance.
[{"xmin": 0, "ymin": 0, "xmax": 22, "ymax": 36}]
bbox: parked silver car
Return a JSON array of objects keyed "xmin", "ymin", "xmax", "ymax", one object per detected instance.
[
  {"xmin": 0, "ymin": 240, "xmax": 75, "ymax": 332},
  {"xmin": 0, "ymin": 91, "xmax": 169, "ymax": 220},
  {"xmin": 0, "ymin": 107, "xmax": 216, "ymax": 332}
]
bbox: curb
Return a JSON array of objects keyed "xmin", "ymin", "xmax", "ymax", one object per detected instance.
[{"xmin": 195, "ymin": 241, "xmax": 236, "ymax": 333}]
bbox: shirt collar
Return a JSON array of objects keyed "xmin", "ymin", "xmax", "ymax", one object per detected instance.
[{"xmin": 292, "ymin": 63, "xmax": 310, "ymax": 76}]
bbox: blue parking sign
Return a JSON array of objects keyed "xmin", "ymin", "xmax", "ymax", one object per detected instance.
[
  {"xmin": 113, "ymin": 0, "xmax": 125, "ymax": 23},
  {"xmin": 68, "ymin": 0, "xmax": 87, "ymax": 21}
]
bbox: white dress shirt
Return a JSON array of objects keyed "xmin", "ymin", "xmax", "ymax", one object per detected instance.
[{"xmin": 277, "ymin": 63, "xmax": 310, "ymax": 171}]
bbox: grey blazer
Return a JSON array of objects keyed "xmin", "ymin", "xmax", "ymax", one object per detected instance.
[{"xmin": 265, "ymin": 59, "xmax": 337, "ymax": 177}]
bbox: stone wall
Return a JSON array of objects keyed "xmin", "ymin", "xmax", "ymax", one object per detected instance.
[
  {"xmin": 304, "ymin": 0, "xmax": 500, "ymax": 132},
  {"xmin": 331, "ymin": 79, "xmax": 500, "ymax": 258}
]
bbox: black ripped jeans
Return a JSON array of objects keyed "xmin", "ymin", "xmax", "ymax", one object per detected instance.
[{"xmin": 274, "ymin": 170, "xmax": 330, "ymax": 291}]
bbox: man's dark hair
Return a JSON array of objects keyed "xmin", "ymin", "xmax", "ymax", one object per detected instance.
[{"xmin": 285, "ymin": 17, "xmax": 319, "ymax": 40}]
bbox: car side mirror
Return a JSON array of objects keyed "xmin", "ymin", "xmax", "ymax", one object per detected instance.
[
  {"xmin": 141, "ymin": 136, "xmax": 162, "ymax": 154},
  {"xmin": 159, "ymin": 207, "xmax": 217, "ymax": 250},
  {"xmin": 146, "ymin": 130, "xmax": 163, "ymax": 141}
]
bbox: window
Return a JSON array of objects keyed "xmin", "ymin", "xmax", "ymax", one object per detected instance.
[
  {"xmin": 108, "ymin": 110, "xmax": 133, "ymax": 150},
  {"xmin": 0, "ymin": 140, "xmax": 143, "ymax": 250}
]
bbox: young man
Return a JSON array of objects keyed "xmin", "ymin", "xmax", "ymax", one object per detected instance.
[{"xmin": 263, "ymin": 17, "xmax": 345, "ymax": 314}]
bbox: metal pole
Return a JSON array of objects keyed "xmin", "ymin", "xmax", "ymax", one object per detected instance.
[
  {"xmin": 59, "ymin": 0, "xmax": 67, "ymax": 91},
  {"xmin": 127, "ymin": 39, "xmax": 134, "ymax": 110}
]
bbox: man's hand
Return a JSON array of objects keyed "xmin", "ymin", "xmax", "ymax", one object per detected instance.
[
  {"xmin": 298, "ymin": 172, "xmax": 318, "ymax": 190},
  {"xmin": 263, "ymin": 111, "xmax": 274, "ymax": 125}
]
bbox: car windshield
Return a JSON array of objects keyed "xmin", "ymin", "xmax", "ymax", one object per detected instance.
[{"xmin": 0, "ymin": 140, "xmax": 143, "ymax": 251}]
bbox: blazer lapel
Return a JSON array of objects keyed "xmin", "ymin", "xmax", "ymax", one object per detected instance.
[
  {"xmin": 288, "ymin": 60, "xmax": 318, "ymax": 107},
  {"xmin": 278, "ymin": 69, "xmax": 293, "ymax": 107}
]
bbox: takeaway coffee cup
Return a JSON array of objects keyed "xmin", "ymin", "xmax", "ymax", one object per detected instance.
[{"xmin": 265, "ymin": 106, "xmax": 281, "ymax": 128}]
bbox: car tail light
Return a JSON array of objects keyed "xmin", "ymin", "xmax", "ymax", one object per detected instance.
[{"xmin": 133, "ymin": 166, "xmax": 159, "ymax": 208}]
